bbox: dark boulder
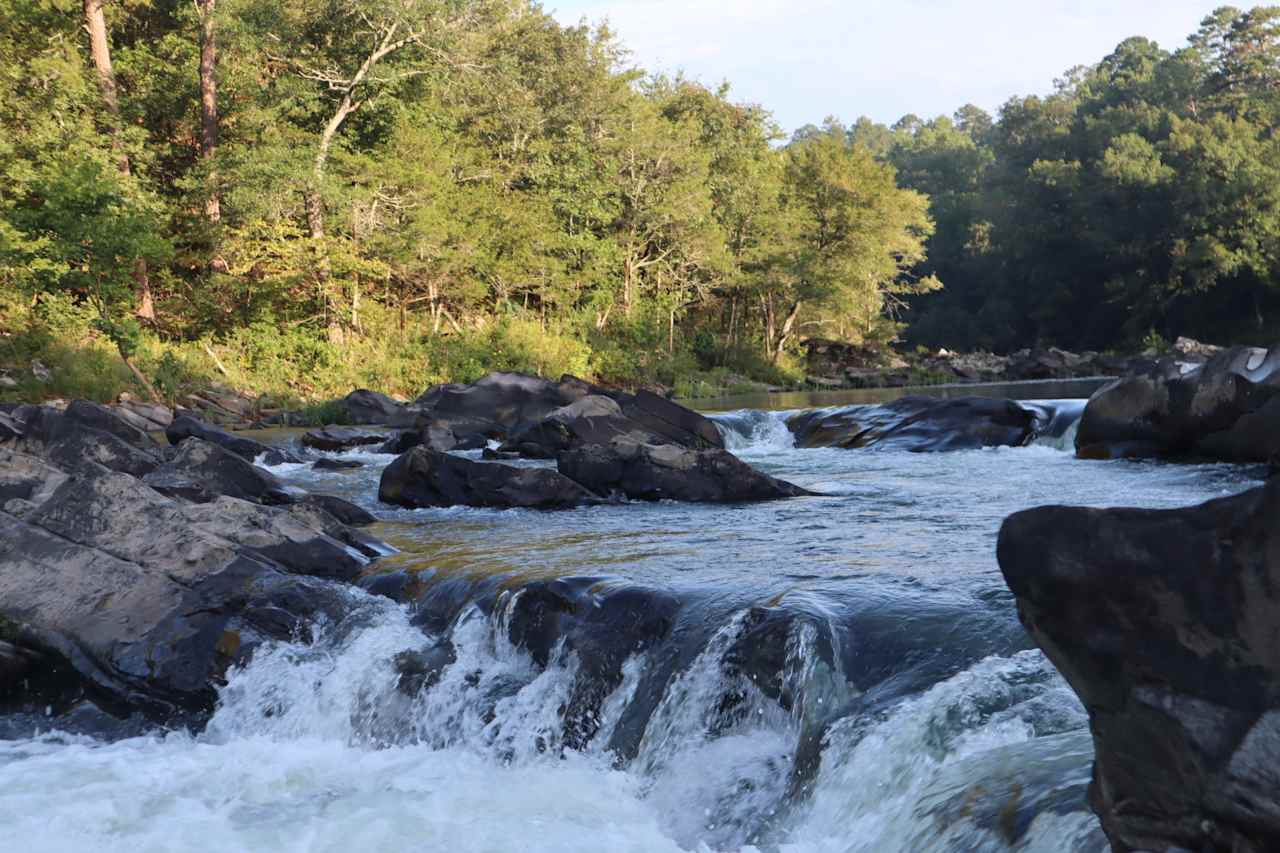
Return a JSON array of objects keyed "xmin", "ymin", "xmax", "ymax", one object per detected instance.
[
  {"xmin": 0, "ymin": 467, "xmax": 374, "ymax": 719},
  {"xmin": 502, "ymin": 395, "xmax": 650, "ymax": 458},
  {"xmin": 144, "ymin": 438, "xmax": 297, "ymax": 505},
  {"xmin": 312, "ymin": 458, "xmax": 363, "ymax": 471},
  {"xmin": 618, "ymin": 389, "xmax": 723, "ymax": 450},
  {"xmin": 296, "ymin": 493, "xmax": 378, "ymax": 527},
  {"xmin": 1076, "ymin": 345, "xmax": 1280, "ymax": 462},
  {"xmin": 378, "ymin": 446, "xmax": 600, "ymax": 510},
  {"xmin": 301, "ymin": 426, "xmax": 388, "ymax": 452},
  {"xmin": 997, "ymin": 480, "xmax": 1280, "ymax": 852},
  {"xmin": 340, "ymin": 389, "xmax": 417, "ymax": 427},
  {"xmin": 557, "ymin": 440, "xmax": 810, "ymax": 502},
  {"xmin": 167, "ymin": 414, "xmax": 301, "ymax": 465},
  {"xmin": 787, "ymin": 396, "xmax": 1040, "ymax": 452},
  {"xmin": 414, "ymin": 372, "xmax": 591, "ymax": 436},
  {"xmin": 378, "ymin": 430, "xmax": 424, "ymax": 455},
  {"xmin": 503, "ymin": 392, "xmax": 726, "ymax": 459}
]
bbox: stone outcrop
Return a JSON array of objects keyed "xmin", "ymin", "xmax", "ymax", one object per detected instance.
[
  {"xmin": 301, "ymin": 426, "xmax": 389, "ymax": 452},
  {"xmin": 167, "ymin": 413, "xmax": 300, "ymax": 465},
  {"xmin": 1076, "ymin": 344, "xmax": 1280, "ymax": 462},
  {"xmin": 787, "ymin": 396, "xmax": 1042, "ymax": 452},
  {"xmin": 378, "ymin": 446, "xmax": 600, "ymax": 510},
  {"xmin": 557, "ymin": 440, "xmax": 811, "ymax": 503},
  {"xmin": 0, "ymin": 400, "xmax": 390, "ymax": 724},
  {"xmin": 998, "ymin": 480, "xmax": 1280, "ymax": 852}
]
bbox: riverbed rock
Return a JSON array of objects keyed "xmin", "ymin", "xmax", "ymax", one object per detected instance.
[
  {"xmin": 1075, "ymin": 344, "xmax": 1280, "ymax": 462},
  {"xmin": 301, "ymin": 426, "xmax": 388, "ymax": 452},
  {"xmin": 378, "ymin": 446, "xmax": 601, "ymax": 510},
  {"xmin": 340, "ymin": 389, "xmax": 417, "ymax": 426},
  {"xmin": 557, "ymin": 440, "xmax": 810, "ymax": 503},
  {"xmin": 787, "ymin": 396, "xmax": 1041, "ymax": 452},
  {"xmin": 0, "ymin": 467, "xmax": 367, "ymax": 719},
  {"xmin": 167, "ymin": 413, "xmax": 301, "ymax": 465},
  {"xmin": 18, "ymin": 403, "xmax": 166, "ymax": 477},
  {"xmin": 997, "ymin": 479, "xmax": 1280, "ymax": 853},
  {"xmin": 144, "ymin": 438, "xmax": 296, "ymax": 505},
  {"xmin": 312, "ymin": 458, "xmax": 363, "ymax": 471},
  {"xmin": 415, "ymin": 372, "xmax": 591, "ymax": 437}
]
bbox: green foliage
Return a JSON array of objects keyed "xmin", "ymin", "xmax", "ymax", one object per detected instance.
[{"xmin": 7, "ymin": 0, "xmax": 1278, "ymax": 408}]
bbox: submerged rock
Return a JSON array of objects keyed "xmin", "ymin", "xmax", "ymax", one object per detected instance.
[
  {"xmin": 301, "ymin": 426, "xmax": 388, "ymax": 452},
  {"xmin": 998, "ymin": 479, "xmax": 1280, "ymax": 852},
  {"xmin": 557, "ymin": 440, "xmax": 811, "ymax": 502},
  {"xmin": 312, "ymin": 458, "xmax": 363, "ymax": 471},
  {"xmin": 787, "ymin": 396, "xmax": 1040, "ymax": 451},
  {"xmin": 1075, "ymin": 344, "xmax": 1280, "ymax": 462},
  {"xmin": 167, "ymin": 414, "xmax": 300, "ymax": 465},
  {"xmin": 378, "ymin": 446, "xmax": 600, "ymax": 510}
]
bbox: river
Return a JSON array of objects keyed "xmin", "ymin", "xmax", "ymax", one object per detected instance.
[{"xmin": 0, "ymin": 383, "xmax": 1263, "ymax": 852}]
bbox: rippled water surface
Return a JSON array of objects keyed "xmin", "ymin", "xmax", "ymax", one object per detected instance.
[{"xmin": 0, "ymin": 385, "xmax": 1263, "ymax": 853}]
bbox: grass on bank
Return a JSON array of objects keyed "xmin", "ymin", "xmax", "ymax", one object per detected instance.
[{"xmin": 0, "ymin": 291, "xmax": 806, "ymax": 413}]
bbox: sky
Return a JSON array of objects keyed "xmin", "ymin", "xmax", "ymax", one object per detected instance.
[{"xmin": 547, "ymin": 0, "xmax": 1229, "ymax": 132}]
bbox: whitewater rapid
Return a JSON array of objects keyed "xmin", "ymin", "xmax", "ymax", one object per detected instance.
[{"xmin": 0, "ymin": 393, "xmax": 1259, "ymax": 853}]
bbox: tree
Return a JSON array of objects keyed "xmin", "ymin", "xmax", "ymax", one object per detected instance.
[
  {"xmin": 81, "ymin": 0, "xmax": 156, "ymax": 321},
  {"xmin": 761, "ymin": 122, "xmax": 935, "ymax": 361}
]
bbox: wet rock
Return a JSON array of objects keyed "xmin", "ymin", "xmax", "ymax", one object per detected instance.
[
  {"xmin": 296, "ymin": 493, "xmax": 378, "ymax": 527},
  {"xmin": 557, "ymin": 440, "xmax": 811, "ymax": 502},
  {"xmin": 359, "ymin": 570, "xmax": 420, "ymax": 603},
  {"xmin": 394, "ymin": 642, "xmax": 457, "ymax": 695},
  {"xmin": 301, "ymin": 426, "xmax": 388, "ymax": 452},
  {"xmin": 1076, "ymin": 345, "xmax": 1280, "ymax": 462},
  {"xmin": 997, "ymin": 479, "xmax": 1280, "ymax": 852},
  {"xmin": 0, "ymin": 467, "xmax": 365, "ymax": 719},
  {"xmin": 312, "ymin": 458, "xmax": 363, "ymax": 471},
  {"xmin": 787, "ymin": 396, "xmax": 1040, "ymax": 452},
  {"xmin": 144, "ymin": 438, "xmax": 296, "ymax": 505},
  {"xmin": 378, "ymin": 430, "xmax": 423, "ymax": 455},
  {"xmin": 167, "ymin": 414, "xmax": 300, "ymax": 466},
  {"xmin": 378, "ymin": 446, "xmax": 601, "ymax": 510},
  {"xmin": 341, "ymin": 389, "xmax": 417, "ymax": 427},
  {"xmin": 497, "ymin": 578, "xmax": 682, "ymax": 749}
]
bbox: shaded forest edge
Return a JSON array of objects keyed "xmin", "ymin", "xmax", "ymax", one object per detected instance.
[{"xmin": 3, "ymin": 2, "xmax": 1280, "ymax": 409}]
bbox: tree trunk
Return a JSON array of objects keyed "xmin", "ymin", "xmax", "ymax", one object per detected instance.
[
  {"xmin": 197, "ymin": 0, "xmax": 220, "ymax": 224},
  {"xmin": 83, "ymin": 0, "xmax": 154, "ymax": 321},
  {"xmin": 772, "ymin": 300, "xmax": 802, "ymax": 364}
]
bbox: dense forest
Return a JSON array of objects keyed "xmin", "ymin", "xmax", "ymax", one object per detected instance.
[{"xmin": 1, "ymin": 1, "xmax": 1278, "ymax": 404}]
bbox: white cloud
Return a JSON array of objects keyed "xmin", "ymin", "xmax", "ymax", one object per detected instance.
[{"xmin": 549, "ymin": 0, "xmax": 1226, "ymax": 131}]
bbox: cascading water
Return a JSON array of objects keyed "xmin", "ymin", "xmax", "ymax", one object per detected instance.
[{"xmin": 0, "ymin": 388, "xmax": 1263, "ymax": 852}]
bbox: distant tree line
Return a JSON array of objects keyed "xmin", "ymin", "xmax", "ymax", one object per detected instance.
[
  {"xmin": 850, "ymin": 5, "xmax": 1280, "ymax": 352},
  {"xmin": 1, "ymin": 1, "xmax": 1277, "ymax": 398}
]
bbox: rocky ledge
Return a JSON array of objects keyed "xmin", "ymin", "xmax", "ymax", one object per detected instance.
[
  {"xmin": 0, "ymin": 401, "xmax": 388, "ymax": 727},
  {"xmin": 998, "ymin": 480, "xmax": 1280, "ymax": 852}
]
